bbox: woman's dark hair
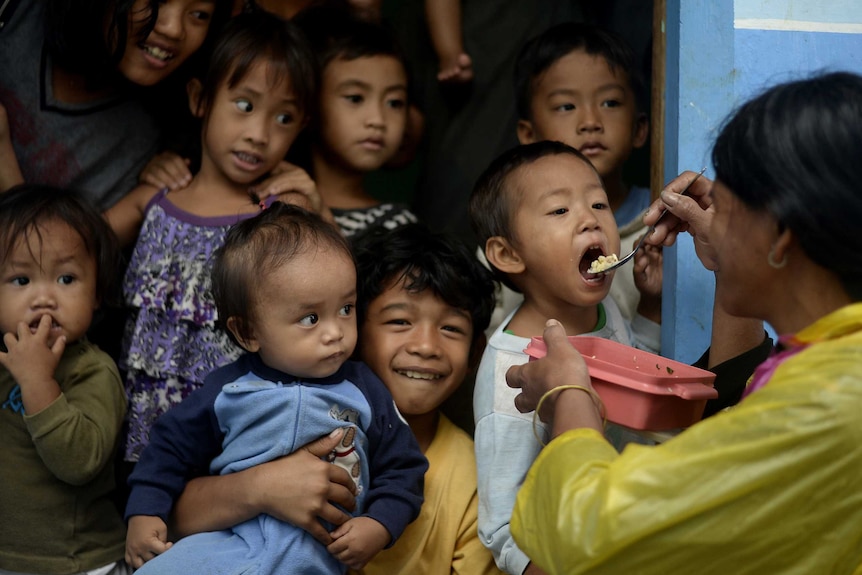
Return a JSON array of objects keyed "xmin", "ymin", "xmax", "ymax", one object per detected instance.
[
  {"xmin": 193, "ymin": 11, "xmax": 317, "ymax": 123},
  {"xmin": 0, "ymin": 185, "xmax": 121, "ymax": 305},
  {"xmin": 212, "ymin": 203, "xmax": 352, "ymax": 346},
  {"xmin": 353, "ymin": 224, "xmax": 496, "ymax": 346},
  {"xmin": 712, "ymin": 71, "xmax": 862, "ymax": 300},
  {"xmin": 44, "ymin": 0, "xmax": 232, "ymax": 86},
  {"xmin": 469, "ymin": 140, "xmax": 598, "ymax": 292},
  {"xmin": 514, "ymin": 21, "xmax": 647, "ymax": 121}
]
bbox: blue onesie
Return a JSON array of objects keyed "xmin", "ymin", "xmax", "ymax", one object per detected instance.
[{"xmin": 126, "ymin": 353, "xmax": 427, "ymax": 575}]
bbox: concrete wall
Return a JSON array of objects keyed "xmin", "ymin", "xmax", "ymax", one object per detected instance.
[{"xmin": 662, "ymin": 0, "xmax": 862, "ymax": 361}]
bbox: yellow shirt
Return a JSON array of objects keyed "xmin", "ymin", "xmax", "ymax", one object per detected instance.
[
  {"xmin": 512, "ymin": 303, "xmax": 862, "ymax": 575},
  {"xmin": 355, "ymin": 415, "xmax": 502, "ymax": 575}
]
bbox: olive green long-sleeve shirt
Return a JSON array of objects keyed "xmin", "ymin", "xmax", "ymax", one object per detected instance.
[{"xmin": 0, "ymin": 338, "xmax": 127, "ymax": 574}]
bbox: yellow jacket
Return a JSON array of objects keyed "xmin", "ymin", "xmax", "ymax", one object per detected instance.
[{"xmin": 512, "ymin": 303, "xmax": 862, "ymax": 575}]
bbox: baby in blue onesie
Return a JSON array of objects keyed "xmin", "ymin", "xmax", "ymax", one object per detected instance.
[{"xmin": 125, "ymin": 203, "xmax": 427, "ymax": 575}]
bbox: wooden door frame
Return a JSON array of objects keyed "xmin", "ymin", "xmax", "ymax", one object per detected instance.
[{"xmin": 650, "ymin": 0, "xmax": 665, "ymax": 199}]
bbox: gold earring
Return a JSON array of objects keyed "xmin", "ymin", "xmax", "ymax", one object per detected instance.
[{"xmin": 767, "ymin": 247, "xmax": 788, "ymax": 269}]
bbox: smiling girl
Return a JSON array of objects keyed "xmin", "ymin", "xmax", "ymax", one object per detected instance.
[{"xmin": 0, "ymin": 0, "xmax": 231, "ymax": 208}]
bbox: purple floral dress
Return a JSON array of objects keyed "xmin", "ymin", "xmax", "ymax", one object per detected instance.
[{"xmin": 121, "ymin": 190, "xmax": 264, "ymax": 461}]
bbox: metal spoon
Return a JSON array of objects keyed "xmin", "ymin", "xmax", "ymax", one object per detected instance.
[{"xmin": 591, "ymin": 167, "xmax": 707, "ymax": 275}]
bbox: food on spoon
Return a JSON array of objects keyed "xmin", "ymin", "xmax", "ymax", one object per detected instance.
[{"xmin": 588, "ymin": 253, "xmax": 619, "ymax": 273}]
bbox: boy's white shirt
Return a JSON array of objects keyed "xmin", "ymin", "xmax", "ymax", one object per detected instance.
[{"xmin": 472, "ymin": 299, "xmax": 659, "ymax": 574}]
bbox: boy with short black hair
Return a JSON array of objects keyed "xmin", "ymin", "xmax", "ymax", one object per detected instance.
[
  {"xmin": 514, "ymin": 21, "xmax": 659, "ymax": 323},
  {"xmin": 468, "ymin": 141, "xmax": 660, "ymax": 575},
  {"xmin": 292, "ymin": 6, "xmax": 418, "ymax": 241},
  {"xmin": 352, "ymin": 223, "xmax": 502, "ymax": 575}
]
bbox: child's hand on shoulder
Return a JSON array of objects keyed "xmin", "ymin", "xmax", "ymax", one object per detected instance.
[
  {"xmin": 327, "ymin": 516, "xmax": 390, "ymax": 570},
  {"xmin": 139, "ymin": 151, "xmax": 192, "ymax": 191},
  {"xmin": 0, "ymin": 315, "xmax": 64, "ymax": 391},
  {"xmin": 125, "ymin": 515, "xmax": 173, "ymax": 569},
  {"xmin": 252, "ymin": 162, "xmax": 335, "ymax": 224}
]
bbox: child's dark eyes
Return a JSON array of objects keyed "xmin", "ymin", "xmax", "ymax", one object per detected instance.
[
  {"xmin": 190, "ymin": 9, "xmax": 212, "ymax": 22},
  {"xmin": 592, "ymin": 202, "xmax": 609, "ymax": 210},
  {"xmin": 57, "ymin": 275, "xmax": 75, "ymax": 285},
  {"xmin": 442, "ymin": 325, "xmax": 466, "ymax": 335},
  {"xmin": 343, "ymin": 94, "xmax": 364, "ymax": 104},
  {"xmin": 276, "ymin": 112, "xmax": 294, "ymax": 125},
  {"xmin": 554, "ymin": 103, "xmax": 575, "ymax": 112},
  {"xmin": 602, "ymin": 99, "xmax": 622, "ymax": 108},
  {"xmin": 385, "ymin": 318, "xmax": 410, "ymax": 326},
  {"xmin": 339, "ymin": 304, "xmax": 354, "ymax": 317},
  {"xmin": 10, "ymin": 276, "xmax": 29, "ymax": 286},
  {"xmin": 235, "ymin": 99, "xmax": 253, "ymax": 113},
  {"xmin": 386, "ymin": 98, "xmax": 406, "ymax": 109},
  {"xmin": 299, "ymin": 313, "xmax": 319, "ymax": 326},
  {"xmin": 548, "ymin": 207, "xmax": 569, "ymax": 216}
]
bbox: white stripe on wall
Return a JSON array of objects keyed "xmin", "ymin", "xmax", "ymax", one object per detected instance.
[{"xmin": 735, "ymin": 18, "xmax": 862, "ymax": 34}]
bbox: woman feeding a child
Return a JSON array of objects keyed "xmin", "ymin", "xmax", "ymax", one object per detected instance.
[{"xmin": 505, "ymin": 71, "xmax": 862, "ymax": 575}]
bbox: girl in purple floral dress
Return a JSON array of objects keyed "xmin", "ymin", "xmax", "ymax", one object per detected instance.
[{"xmin": 105, "ymin": 11, "xmax": 319, "ymax": 463}]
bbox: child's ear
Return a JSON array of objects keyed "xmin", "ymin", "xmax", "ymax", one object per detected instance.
[
  {"xmin": 485, "ymin": 236, "xmax": 525, "ymax": 275},
  {"xmin": 226, "ymin": 316, "xmax": 260, "ymax": 353},
  {"xmin": 632, "ymin": 113, "xmax": 649, "ymax": 149},
  {"xmin": 516, "ymin": 119, "xmax": 537, "ymax": 145},
  {"xmin": 187, "ymin": 78, "xmax": 205, "ymax": 118}
]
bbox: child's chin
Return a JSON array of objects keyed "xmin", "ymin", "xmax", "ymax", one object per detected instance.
[{"xmin": 572, "ymin": 287, "xmax": 611, "ymax": 306}]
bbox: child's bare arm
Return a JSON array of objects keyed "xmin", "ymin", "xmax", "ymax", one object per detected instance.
[
  {"xmin": 424, "ymin": 0, "xmax": 472, "ymax": 82},
  {"xmin": 139, "ymin": 151, "xmax": 192, "ymax": 191},
  {"xmin": 0, "ymin": 102, "xmax": 24, "ymax": 193},
  {"xmin": 326, "ymin": 516, "xmax": 391, "ymax": 570},
  {"xmin": 633, "ymin": 239, "xmax": 662, "ymax": 323},
  {"xmin": 125, "ymin": 515, "xmax": 173, "ymax": 569},
  {"xmin": 103, "ymin": 183, "xmax": 162, "ymax": 247}
]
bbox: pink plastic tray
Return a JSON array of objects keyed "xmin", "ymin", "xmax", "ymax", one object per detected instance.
[{"xmin": 524, "ymin": 336, "xmax": 718, "ymax": 431}]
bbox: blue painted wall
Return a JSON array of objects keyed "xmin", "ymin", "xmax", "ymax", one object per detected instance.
[{"xmin": 662, "ymin": 0, "xmax": 862, "ymax": 361}]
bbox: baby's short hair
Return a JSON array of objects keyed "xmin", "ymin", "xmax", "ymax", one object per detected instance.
[
  {"xmin": 469, "ymin": 141, "xmax": 595, "ymax": 291},
  {"xmin": 211, "ymin": 202, "xmax": 352, "ymax": 344},
  {"xmin": 514, "ymin": 21, "xmax": 646, "ymax": 121},
  {"xmin": 0, "ymin": 184, "xmax": 120, "ymax": 304},
  {"xmin": 353, "ymin": 223, "xmax": 496, "ymax": 345}
]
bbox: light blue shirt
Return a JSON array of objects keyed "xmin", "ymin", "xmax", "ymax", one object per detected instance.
[{"xmin": 473, "ymin": 298, "xmax": 658, "ymax": 574}]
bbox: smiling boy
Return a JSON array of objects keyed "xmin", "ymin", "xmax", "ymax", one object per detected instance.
[
  {"xmin": 352, "ymin": 223, "xmax": 502, "ymax": 575},
  {"xmin": 468, "ymin": 141, "xmax": 660, "ymax": 575}
]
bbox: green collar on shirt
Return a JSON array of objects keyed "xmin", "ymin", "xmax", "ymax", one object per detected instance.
[{"xmin": 504, "ymin": 303, "xmax": 606, "ymax": 335}]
